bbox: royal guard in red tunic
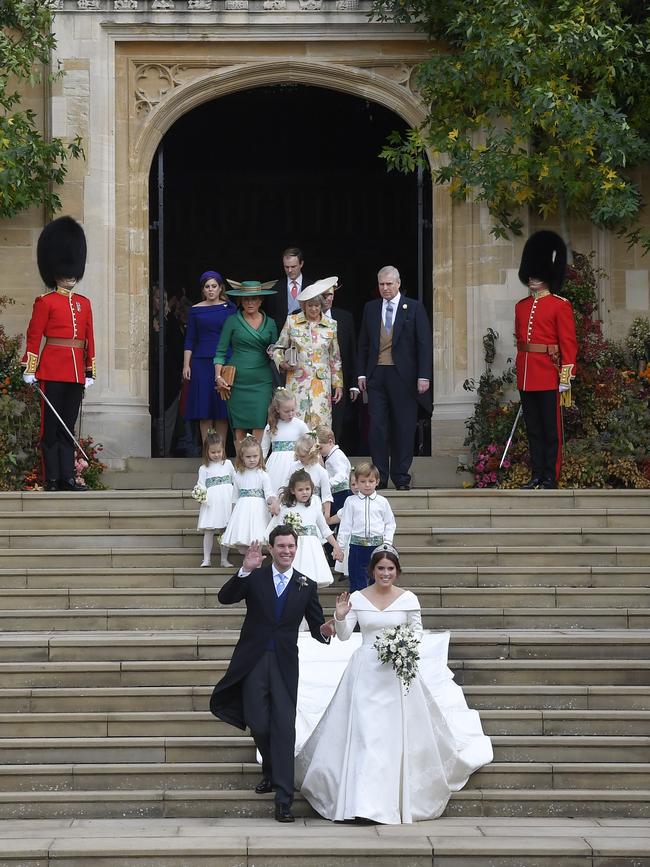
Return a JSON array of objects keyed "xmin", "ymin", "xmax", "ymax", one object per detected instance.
[
  {"xmin": 21, "ymin": 217, "xmax": 96, "ymax": 491},
  {"xmin": 515, "ymin": 230, "xmax": 577, "ymax": 490}
]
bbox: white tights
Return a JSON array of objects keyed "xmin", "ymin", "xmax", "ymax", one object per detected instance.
[{"xmin": 201, "ymin": 531, "xmax": 232, "ymax": 567}]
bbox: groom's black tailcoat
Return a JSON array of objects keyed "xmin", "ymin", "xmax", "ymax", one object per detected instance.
[{"xmin": 209, "ymin": 564, "xmax": 328, "ymax": 730}]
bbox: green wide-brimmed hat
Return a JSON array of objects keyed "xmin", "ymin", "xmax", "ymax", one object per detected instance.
[{"xmin": 226, "ymin": 279, "xmax": 277, "ymax": 297}]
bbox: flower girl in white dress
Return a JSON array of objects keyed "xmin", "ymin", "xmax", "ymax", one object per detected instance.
[
  {"xmin": 194, "ymin": 432, "xmax": 235, "ymax": 567},
  {"xmin": 266, "ymin": 469, "xmax": 343, "ymax": 587},
  {"xmin": 295, "ymin": 544, "xmax": 493, "ymax": 825},
  {"xmin": 221, "ymin": 435, "xmax": 280, "ymax": 551},
  {"xmin": 289, "ymin": 434, "xmax": 333, "ymax": 520},
  {"xmin": 261, "ymin": 389, "xmax": 309, "ymax": 494}
]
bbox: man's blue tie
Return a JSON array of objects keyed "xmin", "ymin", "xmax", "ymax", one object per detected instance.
[
  {"xmin": 276, "ymin": 573, "xmax": 287, "ymax": 596},
  {"xmin": 385, "ymin": 301, "xmax": 394, "ymax": 331}
]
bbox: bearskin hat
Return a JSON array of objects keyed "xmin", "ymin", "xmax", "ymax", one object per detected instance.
[
  {"xmin": 37, "ymin": 216, "xmax": 87, "ymax": 289},
  {"xmin": 518, "ymin": 230, "xmax": 567, "ymax": 294}
]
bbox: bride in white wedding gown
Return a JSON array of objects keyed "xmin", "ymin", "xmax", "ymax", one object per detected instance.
[{"xmin": 294, "ymin": 544, "xmax": 493, "ymax": 824}]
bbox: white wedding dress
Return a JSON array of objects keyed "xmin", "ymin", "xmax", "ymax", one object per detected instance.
[{"xmin": 294, "ymin": 590, "xmax": 493, "ymax": 824}]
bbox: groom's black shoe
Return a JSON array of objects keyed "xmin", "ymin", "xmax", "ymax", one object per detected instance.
[
  {"xmin": 255, "ymin": 778, "xmax": 273, "ymax": 794},
  {"xmin": 274, "ymin": 803, "xmax": 295, "ymax": 823}
]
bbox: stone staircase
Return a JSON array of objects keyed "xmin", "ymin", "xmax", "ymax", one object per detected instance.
[{"xmin": 0, "ymin": 487, "xmax": 649, "ymax": 865}]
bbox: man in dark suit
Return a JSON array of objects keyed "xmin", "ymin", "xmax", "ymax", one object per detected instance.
[
  {"xmin": 210, "ymin": 527, "xmax": 335, "ymax": 822},
  {"xmin": 264, "ymin": 246, "xmax": 307, "ymax": 334},
  {"xmin": 321, "ymin": 284, "xmax": 357, "ymax": 446},
  {"xmin": 357, "ymin": 265, "xmax": 433, "ymax": 490}
]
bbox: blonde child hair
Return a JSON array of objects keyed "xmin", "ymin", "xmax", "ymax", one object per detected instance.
[
  {"xmin": 267, "ymin": 387, "xmax": 296, "ymax": 434},
  {"xmin": 235, "ymin": 434, "xmax": 267, "ymax": 472},
  {"xmin": 294, "ymin": 433, "xmax": 320, "ymax": 466},
  {"xmin": 202, "ymin": 431, "xmax": 225, "ymax": 467},
  {"xmin": 353, "ymin": 460, "xmax": 380, "ymax": 481},
  {"xmin": 315, "ymin": 425, "xmax": 335, "ymax": 444},
  {"xmin": 279, "ymin": 468, "xmax": 314, "ymax": 507}
]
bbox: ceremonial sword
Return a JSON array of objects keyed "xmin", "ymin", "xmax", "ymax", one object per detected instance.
[
  {"xmin": 499, "ymin": 405, "xmax": 522, "ymax": 469},
  {"xmin": 35, "ymin": 385, "xmax": 90, "ymax": 462}
]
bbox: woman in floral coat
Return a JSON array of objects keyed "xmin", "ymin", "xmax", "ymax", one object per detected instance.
[{"xmin": 273, "ymin": 278, "xmax": 343, "ymax": 430}]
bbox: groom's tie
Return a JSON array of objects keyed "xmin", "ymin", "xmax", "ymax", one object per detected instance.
[{"xmin": 276, "ymin": 573, "xmax": 287, "ymax": 596}]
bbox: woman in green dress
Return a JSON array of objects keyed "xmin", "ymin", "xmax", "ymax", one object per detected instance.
[{"xmin": 214, "ymin": 280, "xmax": 278, "ymax": 444}]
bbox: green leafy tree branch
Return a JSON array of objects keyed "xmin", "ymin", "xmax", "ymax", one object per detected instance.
[
  {"xmin": 372, "ymin": 0, "xmax": 650, "ymax": 252},
  {"xmin": 0, "ymin": 0, "xmax": 82, "ymax": 219}
]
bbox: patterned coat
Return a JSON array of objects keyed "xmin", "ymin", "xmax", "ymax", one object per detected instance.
[{"xmin": 273, "ymin": 312, "xmax": 343, "ymax": 429}]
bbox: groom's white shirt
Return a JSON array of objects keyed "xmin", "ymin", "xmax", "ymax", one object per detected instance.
[{"xmin": 238, "ymin": 564, "xmax": 295, "ymax": 588}]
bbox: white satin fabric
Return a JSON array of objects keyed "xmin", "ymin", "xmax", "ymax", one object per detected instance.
[{"xmin": 294, "ymin": 590, "xmax": 493, "ymax": 824}]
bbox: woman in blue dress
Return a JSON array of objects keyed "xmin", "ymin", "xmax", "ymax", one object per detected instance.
[{"xmin": 182, "ymin": 271, "xmax": 237, "ymax": 444}]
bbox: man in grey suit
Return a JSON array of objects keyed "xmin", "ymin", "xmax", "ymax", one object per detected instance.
[{"xmin": 357, "ymin": 265, "xmax": 433, "ymax": 490}]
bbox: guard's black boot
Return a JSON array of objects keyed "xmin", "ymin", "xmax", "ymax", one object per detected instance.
[
  {"xmin": 59, "ymin": 478, "xmax": 88, "ymax": 491},
  {"xmin": 44, "ymin": 479, "xmax": 59, "ymax": 492},
  {"xmin": 521, "ymin": 477, "xmax": 542, "ymax": 490}
]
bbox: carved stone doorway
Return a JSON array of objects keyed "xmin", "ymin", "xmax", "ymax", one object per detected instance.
[{"xmin": 148, "ymin": 83, "xmax": 432, "ymax": 457}]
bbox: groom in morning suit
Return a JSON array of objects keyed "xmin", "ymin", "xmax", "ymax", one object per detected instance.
[
  {"xmin": 210, "ymin": 527, "xmax": 335, "ymax": 822},
  {"xmin": 357, "ymin": 265, "xmax": 433, "ymax": 490}
]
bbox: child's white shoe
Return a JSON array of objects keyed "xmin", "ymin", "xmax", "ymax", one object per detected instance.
[
  {"xmin": 200, "ymin": 560, "xmax": 211, "ymax": 568},
  {"xmin": 220, "ymin": 545, "xmax": 233, "ymax": 568}
]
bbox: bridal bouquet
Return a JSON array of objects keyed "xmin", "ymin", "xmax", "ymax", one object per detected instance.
[
  {"xmin": 283, "ymin": 510, "xmax": 305, "ymax": 535},
  {"xmin": 373, "ymin": 624, "xmax": 420, "ymax": 692},
  {"xmin": 191, "ymin": 484, "xmax": 207, "ymax": 504}
]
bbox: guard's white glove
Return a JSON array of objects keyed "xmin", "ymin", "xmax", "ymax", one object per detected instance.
[
  {"xmin": 559, "ymin": 384, "xmax": 571, "ymax": 393},
  {"xmin": 22, "ymin": 373, "xmax": 37, "ymax": 385},
  {"xmin": 84, "ymin": 377, "xmax": 95, "ymax": 389}
]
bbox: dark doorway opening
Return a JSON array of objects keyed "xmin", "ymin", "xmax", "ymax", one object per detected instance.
[{"xmin": 149, "ymin": 83, "xmax": 433, "ymax": 456}]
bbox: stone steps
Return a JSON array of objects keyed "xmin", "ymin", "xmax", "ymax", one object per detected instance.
[
  {"xmin": 0, "ymin": 817, "xmax": 648, "ymax": 867},
  {"xmin": 1, "ymin": 684, "xmax": 648, "ymax": 714},
  {"xmin": 1, "ymin": 545, "xmax": 648, "ymax": 568},
  {"xmin": 0, "ymin": 709, "xmax": 647, "ymax": 738},
  {"xmin": 3, "ymin": 507, "xmax": 650, "ymax": 530},
  {"xmin": 1, "ymin": 565, "xmax": 648, "ymax": 589},
  {"xmin": 0, "ymin": 760, "xmax": 648, "ymax": 793},
  {"xmin": 0, "ymin": 606, "xmax": 646, "ymax": 631},
  {"xmin": 0, "ymin": 786, "xmax": 646, "ymax": 821},
  {"xmin": 4, "ymin": 526, "xmax": 650, "ymax": 549},
  {"xmin": 0, "ymin": 629, "xmax": 648, "ymax": 662},
  {"xmin": 0, "ymin": 657, "xmax": 648, "ymax": 689},
  {"xmin": 0, "ymin": 734, "xmax": 645, "ymax": 764},
  {"xmin": 0, "ymin": 585, "xmax": 649, "ymax": 609},
  {"xmin": 0, "ymin": 488, "xmax": 648, "ymax": 836}
]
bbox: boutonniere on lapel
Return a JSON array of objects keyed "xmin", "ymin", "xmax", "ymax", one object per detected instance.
[
  {"xmin": 294, "ymin": 575, "xmax": 308, "ymax": 591},
  {"xmin": 402, "ymin": 304, "xmax": 408, "ymax": 310}
]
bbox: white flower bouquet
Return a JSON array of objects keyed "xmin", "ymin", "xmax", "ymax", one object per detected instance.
[
  {"xmin": 191, "ymin": 484, "xmax": 207, "ymax": 504},
  {"xmin": 283, "ymin": 510, "xmax": 305, "ymax": 535},
  {"xmin": 373, "ymin": 624, "xmax": 420, "ymax": 692}
]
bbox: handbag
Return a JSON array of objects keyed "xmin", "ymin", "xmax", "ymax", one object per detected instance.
[
  {"xmin": 217, "ymin": 364, "xmax": 236, "ymax": 400},
  {"xmin": 284, "ymin": 346, "xmax": 298, "ymax": 368}
]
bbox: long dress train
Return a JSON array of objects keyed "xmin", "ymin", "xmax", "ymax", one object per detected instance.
[{"xmin": 294, "ymin": 590, "xmax": 493, "ymax": 824}]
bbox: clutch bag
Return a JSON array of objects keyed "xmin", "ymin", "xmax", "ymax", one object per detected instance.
[
  {"xmin": 217, "ymin": 364, "xmax": 236, "ymax": 400},
  {"xmin": 284, "ymin": 346, "xmax": 298, "ymax": 367}
]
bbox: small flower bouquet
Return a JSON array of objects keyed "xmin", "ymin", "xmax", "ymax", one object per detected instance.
[
  {"xmin": 283, "ymin": 510, "xmax": 305, "ymax": 535},
  {"xmin": 373, "ymin": 624, "xmax": 420, "ymax": 692},
  {"xmin": 191, "ymin": 484, "xmax": 207, "ymax": 504}
]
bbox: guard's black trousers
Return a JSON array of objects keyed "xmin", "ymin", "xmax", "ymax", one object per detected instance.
[
  {"xmin": 39, "ymin": 381, "xmax": 84, "ymax": 482},
  {"xmin": 520, "ymin": 389, "xmax": 562, "ymax": 482}
]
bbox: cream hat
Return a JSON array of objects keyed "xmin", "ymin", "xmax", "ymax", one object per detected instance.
[{"xmin": 295, "ymin": 276, "xmax": 339, "ymax": 303}]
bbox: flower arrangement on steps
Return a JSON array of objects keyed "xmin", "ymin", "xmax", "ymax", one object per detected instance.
[
  {"xmin": 462, "ymin": 254, "xmax": 650, "ymax": 489},
  {"xmin": 0, "ymin": 294, "xmax": 106, "ymax": 491}
]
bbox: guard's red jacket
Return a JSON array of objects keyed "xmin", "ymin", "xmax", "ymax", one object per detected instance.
[
  {"xmin": 515, "ymin": 290, "xmax": 577, "ymax": 391},
  {"xmin": 21, "ymin": 288, "xmax": 96, "ymax": 384}
]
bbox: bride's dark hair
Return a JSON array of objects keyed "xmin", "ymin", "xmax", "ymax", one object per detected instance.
[{"xmin": 367, "ymin": 549, "xmax": 401, "ymax": 579}]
